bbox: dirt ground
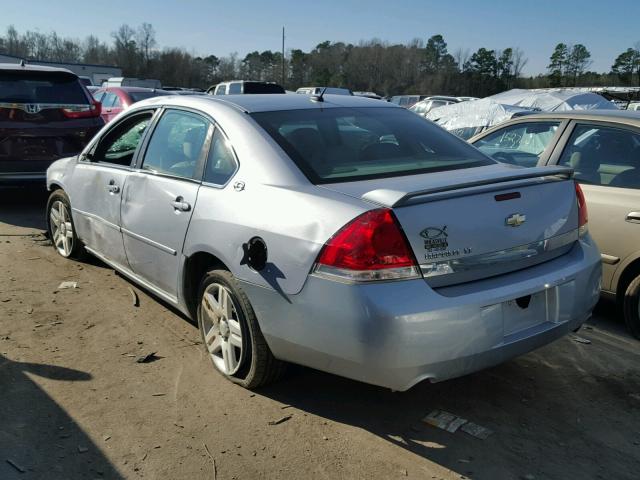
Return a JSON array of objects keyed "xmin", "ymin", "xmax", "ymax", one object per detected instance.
[{"xmin": 1, "ymin": 185, "xmax": 639, "ymax": 480}]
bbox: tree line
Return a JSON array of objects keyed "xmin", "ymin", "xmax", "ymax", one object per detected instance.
[{"xmin": 1, "ymin": 25, "xmax": 638, "ymax": 96}]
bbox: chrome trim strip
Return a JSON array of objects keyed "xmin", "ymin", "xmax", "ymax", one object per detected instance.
[
  {"xmin": 0, "ymin": 102, "xmax": 92, "ymax": 112},
  {"xmin": 421, "ymin": 229, "xmax": 579, "ymax": 280},
  {"xmin": 121, "ymin": 227, "xmax": 177, "ymax": 256},
  {"xmin": 84, "ymin": 246, "xmax": 178, "ymax": 304},
  {"xmin": 600, "ymin": 254, "xmax": 620, "ymax": 265},
  {"xmin": 72, "ymin": 207, "xmax": 120, "ymax": 232}
]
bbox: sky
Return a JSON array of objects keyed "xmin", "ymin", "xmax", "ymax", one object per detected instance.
[{"xmin": 2, "ymin": 0, "xmax": 639, "ymax": 75}]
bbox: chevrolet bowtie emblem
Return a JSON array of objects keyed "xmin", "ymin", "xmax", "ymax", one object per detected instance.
[{"xmin": 506, "ymin": 213, "xmax": 526, "ymax": 227}]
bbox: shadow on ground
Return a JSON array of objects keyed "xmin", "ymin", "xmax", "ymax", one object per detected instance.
[
  {"xmin": 0, "ymin": 354, "xmax": 124, "ymax": 479},
  {"xmin": 258, "ymin": 302, "xmax": 640, "ymax": 479},
  {"xmin": 0, "ymin": 185, "xmax": 49, "ymax": 231}
]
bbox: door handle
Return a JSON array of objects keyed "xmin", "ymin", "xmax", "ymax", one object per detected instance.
[
  {"xmin": 171, "ymin": 196, "xmax": 191, "ymax": 212},
  {"xmin": 106, "ymin": 180, "xmax": 120, "ymax": 194},
  {"xmin": 626, "ymin": 211, "xmax": 640, "ymax": 223}
]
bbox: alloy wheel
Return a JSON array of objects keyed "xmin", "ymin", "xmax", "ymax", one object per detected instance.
[
  {"xmin": 50, "ymin": 200, "xmax": 74, "ymax": 257},
  {"xmin": 200, "ymin": 283, "xmax": 244, "ymax": 375}
]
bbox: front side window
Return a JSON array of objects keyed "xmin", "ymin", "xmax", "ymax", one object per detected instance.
[
  {"xmin": 91, "ymin": 112, "xmax": 153, "ymax": 166},
  {"xmin": 473, "ymin": 121, "xmax": 560, "ymax": 168},
  {"xmin": 203, "ymin": 129, "xmax": 238, "ymax": 185},
  {"xmin": 558, "ymin": 124, "xmax": 640, "ymax": 188},
  {"xmin": 141, "ymin": 109, "xmax": 210, "ymax": 180},
  {"xmin": 214, "ymin": 85, "xmax": 226, "ymax": 95},
  {"xmin": 251, "ymin": 107, "xmax": 494, "ymax": 184}
]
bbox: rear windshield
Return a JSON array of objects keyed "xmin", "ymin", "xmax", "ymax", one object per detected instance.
[
  {"xmin": 129, "ymin": 91, "xmax": 166, "ymax": 103},
  {"xmin": 251, "ymin": 107, "xmax": 494, "ymax": 183},
  {"xmin": 0, "ymin": 71, "xmax": 88, "ymax": 104},
  {"xmin": 243, "ymin": 83, "xmax": 285, "ymax": 94}
]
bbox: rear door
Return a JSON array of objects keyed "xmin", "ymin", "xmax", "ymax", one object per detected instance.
[
  {"xmin": 550, "ymin": 121, "xmax": 640, "ymax": 291},
  {"xmin": 69, "ymin": 110, "xmax": 156, "ymax": 268},
  {"xmin": 120, "ymin": 108, "xmax": 212, "ymax": 297}
]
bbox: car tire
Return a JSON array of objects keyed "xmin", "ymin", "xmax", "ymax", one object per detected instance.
[
  {"xmin": 623, "ymin": 275, "xmax": 640, "ymax": 339},
  {"xmin": 46, "ymin": 189, "xmax": 86, "ymax": 260},
  {"xmin": 197, "ymin": 269, "xmax": 286, "ymax": 388}
]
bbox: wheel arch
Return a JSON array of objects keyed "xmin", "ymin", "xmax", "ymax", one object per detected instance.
[
  {"xmin": 182, "ymin": 249, "xmax": 231, "ymax": 319},
  {"xmin": 614, "ymin": 254, "xmax": 640, "ymax": 305}
]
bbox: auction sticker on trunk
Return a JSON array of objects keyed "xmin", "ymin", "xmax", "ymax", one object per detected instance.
[{"xmin": 420, "ymin": 226, "xmax": 448, "ymax": 252}]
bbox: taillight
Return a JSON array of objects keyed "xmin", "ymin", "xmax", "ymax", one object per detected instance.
[
  {"xmin": 61, "ymin": 100, "xmax": 101, "ymax": 119},
  {"xmin": 313, "ymin": 208, "xmax": 421, "ymax": 282},
  {"xmin": 575, "ymin": 182, "xmax": 588, "ymax": 236}
]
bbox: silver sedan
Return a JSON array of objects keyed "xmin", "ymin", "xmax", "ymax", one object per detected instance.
[{"xmin": 46, "ymin": 94, "xmax": 601, "ymax": 390}]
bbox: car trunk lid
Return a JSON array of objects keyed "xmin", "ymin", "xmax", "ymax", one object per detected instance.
[{"xmin": 321, "ymin": 164, "xmax": 579, "ymax": 287}]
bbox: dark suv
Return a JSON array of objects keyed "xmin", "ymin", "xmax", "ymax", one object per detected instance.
[{"xmin": 0, "ymin": 63, "xmax": 104, "ymax": 183}]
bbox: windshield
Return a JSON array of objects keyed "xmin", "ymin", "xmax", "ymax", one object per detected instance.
[
  {"xmin": 0, "ymin": 71, "xmax": 88, "ymax": 104},
  {"xmin": 251, "ymin": 107, "xmax": 494, "ymax": 184}
]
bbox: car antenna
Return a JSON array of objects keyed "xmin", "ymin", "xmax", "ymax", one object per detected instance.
[{"xmin": 311, "ymin": 87, "xmax": 328, "ymax": 103}]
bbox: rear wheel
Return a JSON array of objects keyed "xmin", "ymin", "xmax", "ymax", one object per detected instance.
[
  {"xmin": 197, "ymin": 270, "xmax": 285, "ymax": 388},
  {"xmin": 46, "ymin": 190, "xmax": 85, "ymax": 259},
  {"xmin": 623, "ymin": 275, "xmax": 640, "ymax": 339}
]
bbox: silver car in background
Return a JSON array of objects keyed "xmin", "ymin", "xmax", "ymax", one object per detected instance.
[{"xmin": 46, "ymin": 94, "xmax": 601, "ymax": 391}]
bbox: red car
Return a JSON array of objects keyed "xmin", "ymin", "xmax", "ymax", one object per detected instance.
[{"xmin": 92, "ymin": 86, "xmax": 174, "ymax": 123}]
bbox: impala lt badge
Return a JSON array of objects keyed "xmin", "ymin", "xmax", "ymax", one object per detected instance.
[{"xmin": 506, "ymin": 213, "xmax": 526, "ymax": 227}]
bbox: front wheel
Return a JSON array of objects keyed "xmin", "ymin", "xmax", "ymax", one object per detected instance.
[
  {"xmin": 197, "ymin": 270, "xmax": 286, "ymax": 389},
  {"xmin": 46, "ymin": 190, "xmax": 85, "ymax": 259},
  {"xmin": 623, "ymin": 275, "xmax": 640, "ymax": 339}
]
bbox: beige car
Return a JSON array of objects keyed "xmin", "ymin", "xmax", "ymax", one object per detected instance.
[{"xmin": 470, "ymin": 111, "xmax": 640, "ymax": 338}]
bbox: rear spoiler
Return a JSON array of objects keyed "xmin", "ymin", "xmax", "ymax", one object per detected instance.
[{"xmin": 362, "ymin": 166, "xmax": 574, "ymax": 208}]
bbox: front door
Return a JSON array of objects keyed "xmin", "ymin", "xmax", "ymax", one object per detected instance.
[
  {"xmin": 556, "ymin": 122, "xmax": 640, "ymax": 291},
  {"xmin": 69, "ymin": 111, "xmax": 155, "ymax": 268},
  {"xmin": 120, "ymin": 108, "xmax": 212, "ymax": 296}
]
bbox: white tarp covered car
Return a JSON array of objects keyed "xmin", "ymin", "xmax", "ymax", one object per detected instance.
[
  {"xmin": 424, "ymin": 98, "xmax": 536, "ymax": 139},
  {"xmin": 488, "ymin": 88, "xmax": 619, "ymax": 112}
]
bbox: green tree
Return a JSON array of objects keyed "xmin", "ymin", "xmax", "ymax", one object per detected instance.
[
  {"xmin": 567, "ymin": 44, "xmax": 591, "ymax": 86},
  {"xmin": 423, "ymin": 34, "xmax": 457, "ymax": 73},
  {"xmin": 548, "ymin": 43, "xmax": 569, "ymax": 86},
  {"xmin": 612, "ymin": 47, "xmax": 640, "ymax": 85}
]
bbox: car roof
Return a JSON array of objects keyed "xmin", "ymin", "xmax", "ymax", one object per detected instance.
[
  {"xmin": 0, "ymin": 62, "xmax": 77, "ymax": 76},
  {"xmin": 513, "ymin": 109, "xmax": 640, "ymax": 125},
  {"xmin": 136, "ymin": 93, "xmax": 401, "ymax": 113}
]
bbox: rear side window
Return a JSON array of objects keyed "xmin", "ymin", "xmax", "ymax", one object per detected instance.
[
  {"xmin": 251, "ymin": 107, "xmax": 494, "ymax": 184},
  {"xmin": 0, "ymin": 71, "xmax": 88, "ymax": 104},
  {"xmin": 558, "ymin": 124, "xmax": 640, "ymax": 189},
  {"xmin": 228, "ymin": 83, "xmax": 242, "ymax": 94},
  {"xmin": 141, "ymin": 109, "xmax": 210, "ymax": 180},
  {"xmin": 203, "ymin": 130, "xmax": 238, "ymax": 185},
  {"xmin": 101, "ymin": 92, "xmax": 118, "ymax": 108},
  {"xmin": 473, "ymin": 122, "xmax": 560, "ymax": 168}
]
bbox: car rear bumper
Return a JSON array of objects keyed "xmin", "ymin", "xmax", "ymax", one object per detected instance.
[{"xmin": 241, "ymin": 235, "xmax": 601, "ymax": 391}]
